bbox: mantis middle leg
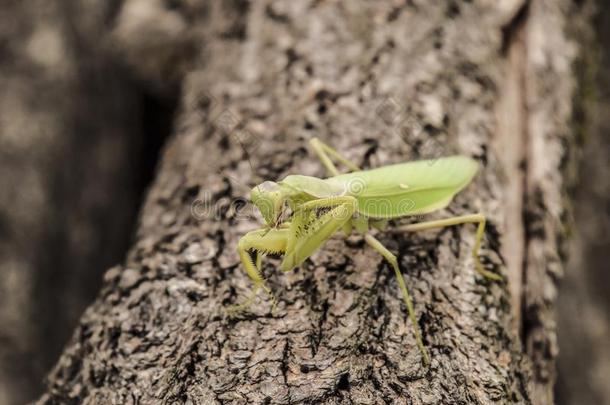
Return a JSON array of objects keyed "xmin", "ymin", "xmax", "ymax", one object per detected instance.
[
  {"xmin": 390, "ymin": 213, "xmax": 502, "ymax": 280},
  {"xmin": 364, "ymin": 233, "xmax": 430, "ymax": 366},
  {"xmin": 309, "ymin": 137, "xmax": 361, "ymax": 176}
]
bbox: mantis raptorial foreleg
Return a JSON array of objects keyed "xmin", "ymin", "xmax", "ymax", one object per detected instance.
[
  {"xmin": 390, "ymin": 213, "xmax": 502, "ymax": 281},
  {"xmin": 231, "ymin": 228, "xmax": 289, "ymax": 312},
  {"xmin": 309, "ymin": 137, "xmax": 361, "ymax": 176},
  {"xmin": 233, "ymin": 197, "xmax": 357, "ymax": 311},
  {"xmin": 364, "ymin": 233, "xmax": 430, "ymax": 365},
  {"xmin": 281, "ymin": 196, "xmax": 357, "ymax": 271}
]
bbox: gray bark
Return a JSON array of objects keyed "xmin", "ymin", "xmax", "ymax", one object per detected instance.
[{"xmin": 35, "ymin": 0, "xmax": 591, "ymax": 404}]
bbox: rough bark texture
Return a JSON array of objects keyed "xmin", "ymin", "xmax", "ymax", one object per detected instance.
[{"xmin": 35, "ymin": 0, "xmax": 590, "ymax": 404}]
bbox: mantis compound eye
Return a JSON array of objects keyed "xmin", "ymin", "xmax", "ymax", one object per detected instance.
[{"xmin": 250, "ymin": 182, "xmax": 283, "ymax": 226}]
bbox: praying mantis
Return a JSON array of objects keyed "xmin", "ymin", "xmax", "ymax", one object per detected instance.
[{"xmin": 232, "ymin": 137, "xmax": 502, "ymax": 365}]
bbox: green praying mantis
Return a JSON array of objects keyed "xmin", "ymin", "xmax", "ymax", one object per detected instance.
[{"xmin": 231, "ymin": 137, "xmax": 502, "ymax": 365}]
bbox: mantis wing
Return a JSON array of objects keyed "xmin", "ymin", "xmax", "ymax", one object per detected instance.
[
  {"xmin": 280, "ymin": 175, "xmax": 346, "ymax": 198},
  {"xmin": 329, "ymin": 156, "xmax": 479, "ymax": 218}
]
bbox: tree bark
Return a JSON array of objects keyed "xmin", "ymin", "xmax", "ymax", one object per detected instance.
[{"xmin": 37, "ymin": 0, "xmax": 591, "ymax": 404}]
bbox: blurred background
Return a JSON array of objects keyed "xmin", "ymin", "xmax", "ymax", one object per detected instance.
[
  {"xmin": 0, "ymin": 1, "xmax": 608, "ymax": 404},
  {"xmin": 555, "ymin": 3, "xmax": 610, "ymax": 403},
  {"xmin": 0, "ymin": 2, "xmax": 178, "ymax": 403}
]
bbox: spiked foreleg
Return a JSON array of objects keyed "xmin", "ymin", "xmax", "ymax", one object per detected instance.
[
  {"xmin": 281, "ymin": 196, "xmax": 357, "ymax": 271},
  {"xmin": 231, "ymin": 228, "xmax": 289, "ymax": 312}
]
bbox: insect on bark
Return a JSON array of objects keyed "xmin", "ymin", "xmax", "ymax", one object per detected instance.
[{"xmin": 231, "ymin": 137, "xmax": 502, "ymax": 365}]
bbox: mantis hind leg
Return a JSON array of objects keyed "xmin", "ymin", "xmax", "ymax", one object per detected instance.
[
  {"xmin": 391, "ymin": 213, "xmax": 502, "ymax": 281},
  {"xmin": 364, "ymin": 233, "xmax": 430, "ymax": 366},
  {"xmin": 309, "ymin": 137, "xmax": 360, "ymax": 176}
]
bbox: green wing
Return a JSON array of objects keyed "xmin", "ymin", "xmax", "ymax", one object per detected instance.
[
  {"xmin": 328, "ymin": 156, "xmax": 479, "ymax": 218},
  {"xmin": 280, "ymin": 175, "xmax": 345, "ymax": 198}
]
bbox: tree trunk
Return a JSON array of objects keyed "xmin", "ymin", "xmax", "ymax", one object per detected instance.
[{"xmin": 37, "ymin": 0, "xmax": 591, "ymax": 404}]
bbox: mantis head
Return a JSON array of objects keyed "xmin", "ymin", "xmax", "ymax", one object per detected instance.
[{"xmin": 250, "ymin": 181, "xmax": 285, "ymax": 227}]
